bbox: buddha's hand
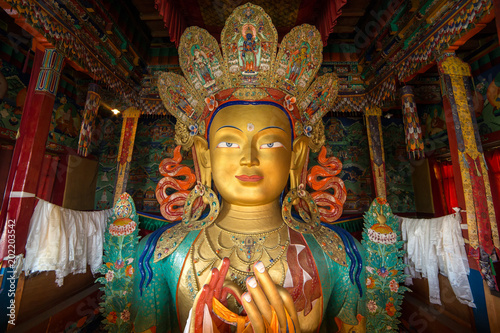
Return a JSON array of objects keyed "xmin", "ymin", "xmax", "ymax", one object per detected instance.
[
  {"xmin": 189, "ymin": 259, "xmax": 300, "ymax": 333},
  {"xmin": 241, "ymin": 261, "xmax": 301, "ymax": 333},
  {"xmin": 190, "ymin": 257, "xmax": 243, "ymax": 333}
]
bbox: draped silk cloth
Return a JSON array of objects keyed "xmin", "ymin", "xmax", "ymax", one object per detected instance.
[
  {"xmin": 400, "ymin": 213, "xmax": 475, "ymax": 308},
  {"xmin": 24, "ymin": 199, "xmax": 112, "ymax": 286},
  {"xmin": 317, "ymin": 0, "xmax": 348, "ymax": 46},
  {"xmin": 154, "ymin": 0, "xmax": 186, "ymax": 47},
  {"xmin": 153, "ymin": 0, "xmax": 348, "ymax": 47}
]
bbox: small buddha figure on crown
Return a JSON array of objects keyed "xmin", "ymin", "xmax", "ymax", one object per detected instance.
[{"xmin": 124, "ymin": 3, "xmax": 366, "ymax": 332}]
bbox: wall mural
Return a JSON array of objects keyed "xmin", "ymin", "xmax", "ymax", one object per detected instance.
[
  {"xmin": 417, "ymin": 103, "xmax": 449, "ymax": 155},
  {"xmin": 0, "ymin": 60, "xmax": 27, "ymax": 140},
  {"xmin": 46, "ymin": 94, "xmax": 82, "ymax": 152},
  {"xmin": 94, "ymin": 117, "xmax": 122, "ymax": 209},
  {"xmin": 320, "ymin": 116, "xmax": 373, "ymax": 214},
  {"xmin": 382, "ymin": 117, "xmax": 416, "ymax": 213},
  {"xmin": 125, "ymin": 117, "xmax": 181, "ymax": 213},
  {"xmin": 475, "ymin": 63, "xmax": 500, "ymax": 138}
]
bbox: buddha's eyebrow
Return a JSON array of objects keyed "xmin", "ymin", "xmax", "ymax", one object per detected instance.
[
  {"xmin": 258, "ymin": 126, "xmax": 286, "ymax": 133},
  {"xmin": 216, "ymin": 125, "xmax": 242, "ymax": 133}
]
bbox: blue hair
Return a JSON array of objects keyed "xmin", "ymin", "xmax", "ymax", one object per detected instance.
[
  {"xmin": 321, "ymin": 222, "xmax": 364, "ymax": 298},
  {"xmin": 138, "ymin": 222, "xmax": 180, "ymax": 295}
]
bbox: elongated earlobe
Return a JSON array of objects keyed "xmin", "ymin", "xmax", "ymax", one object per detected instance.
[
  {"xmin": 290, "ymin": 136, "xmax": 309, "ymax": 189},
  {"xmin": 193, "ymin": 135, "xmax": 212, "ymax": 186}
]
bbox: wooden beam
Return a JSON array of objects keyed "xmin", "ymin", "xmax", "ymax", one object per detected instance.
[
  {"xmin": 334, "ymin": 26, "xmax": 355, "ymax": 34},
  {"xmin": 151, "ymin": 30, "xmax": 170, "ymax": 38},
  {"xmin": 340, "ymin": 9, "xmax": 365, "ymax": 17},
  {"xmin": 140, "ymin": 13, "xmax": 163, "ymax": 21}
]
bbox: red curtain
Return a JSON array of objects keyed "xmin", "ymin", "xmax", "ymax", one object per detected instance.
[
  {"xmin": 428, "ymin": 158, "xmax": 446, "ymax": 216},
  {"xmin": 440, "ymin": 161, "xmax": 459, "ymax": 214},
  {"xmin": 485, "ymin": 149, "xmax": 500, "ymax": 235},
  {"xmin": 154, "ymin": 0, "xmax": 186, "ymax": 47},
  {"xmin": 432, "ymin": 160, "xmax": 458, "ymax": 215},
  {"xmin": 317, "ymin": 0, "xmax": 348, "ymax": 46}
]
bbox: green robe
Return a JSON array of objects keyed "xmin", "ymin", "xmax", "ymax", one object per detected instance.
[{"xmin": 131, "ymin": 227, "xmax": 366, "ymax": 332}]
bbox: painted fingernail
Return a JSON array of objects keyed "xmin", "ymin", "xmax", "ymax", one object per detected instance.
[
  {"xmin": 247, "ymin": 277, "xmax": 257, "ymax": 288},
  {"xmin": 255, "ymin": 261, "xmax": 265, "ymax": 273},
  {"xmin": 243, "ymin": 292, "xmax": 252, "ymax": 303}
]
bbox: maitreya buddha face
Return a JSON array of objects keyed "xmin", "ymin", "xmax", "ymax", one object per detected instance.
[{"xmin": 207, "ymin": 104, "xmax": 294, "ymax": 206}]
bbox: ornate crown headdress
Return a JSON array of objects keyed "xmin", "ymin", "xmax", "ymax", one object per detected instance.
[{"xmin": 158, "ymin": 3, "xmax": 338, "ymax": 150}]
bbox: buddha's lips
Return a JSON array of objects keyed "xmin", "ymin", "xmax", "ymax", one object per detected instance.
[{"xmin": 235, "ymin": 175, "xmax": 263, "ymax": 182}]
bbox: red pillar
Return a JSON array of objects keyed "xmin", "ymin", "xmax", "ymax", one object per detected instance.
[
  {"xmin": 0, "ymin": 48, "xmax": 65, "ymax": 258},
  {"xmin": 438, "ymin": 53, "xmax": 500, "ymax": 285}
]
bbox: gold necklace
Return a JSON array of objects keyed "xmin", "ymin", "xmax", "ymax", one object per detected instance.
[{"xmin": 197, "ymin": 223, "xmax": 289, "ymax": 289}]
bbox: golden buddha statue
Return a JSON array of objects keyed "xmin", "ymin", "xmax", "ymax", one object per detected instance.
[{"xmin": 127, "ymin": 3, "xmax": 366, "ymax": 332}]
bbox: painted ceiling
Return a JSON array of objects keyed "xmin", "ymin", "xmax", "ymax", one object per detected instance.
[{"xmin": 0, "ymin": 0, "xmax": 496, "ymax": 115}]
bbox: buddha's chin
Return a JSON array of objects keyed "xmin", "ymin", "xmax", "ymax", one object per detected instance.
[{"xmin": 219, "ymin": 189, "xmax": 281, "ymax": 207}]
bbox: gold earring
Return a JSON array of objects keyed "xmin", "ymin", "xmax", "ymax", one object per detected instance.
[
  {"xmin": 182, "ymin": 181, "xmax": 220, "ymax": 229},
  {"xmin": 282, "ymin": 184, "xmax": 321, "ymax": 234}
]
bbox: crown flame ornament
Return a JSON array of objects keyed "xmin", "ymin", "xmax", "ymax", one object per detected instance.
[{"xmin": 158, "ymin": 3, "xmax": 338, "ymax": 150}]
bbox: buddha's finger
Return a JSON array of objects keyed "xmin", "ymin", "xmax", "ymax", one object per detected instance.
[
  {"xmin": 246, "ymin": 276, "xmax": 273, "ymax": 324},
  {"xmin": 208, "ymin": 267, "xmax": 220, "ymax": 291},
  {"xmin": 241, "ymin": 292, "xmax": 266, "ymax": 333},
  {"xmin": 222, "ymin": 280, "xmax": 243, "ymax": 304},
  {"xmin": 214, "ymin": 257, "xmax": 230, "ymax": 299},
  {"xmin": 193, "ymin": 284, "xmax": 210, "ymax": 333},
  {"xmin": 277, "ymin": 286, "xmax": 301, "ymax": 333},
  {"xmin": 253, "ymin": 261, "xmax": 287, "ymax": 330},
  {"xmin": 205, "ymin": 268, "xmax": 220, "ymax": 312}
]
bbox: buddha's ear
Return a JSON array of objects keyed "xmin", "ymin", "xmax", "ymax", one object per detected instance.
[
  {"xmin": 193, "ymin": 135, "xmax": 212, "ymax": 186},
  {"xmin": 290, "ymin": 136, "xmax": 309, "ymax": 189}
]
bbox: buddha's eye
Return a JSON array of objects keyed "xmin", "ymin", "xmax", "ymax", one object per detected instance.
[
  {"xmin": 216, "ymin": 141, "xmax": 240, "ymax": 148},
  {"xmin": 260, "ymin": 141, "xmax": 284, "ymax": 149}
]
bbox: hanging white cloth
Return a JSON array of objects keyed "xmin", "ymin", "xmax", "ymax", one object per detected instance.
[
  {"xmin": 400, "ymin": 211, "xmax": 475, "ymax": 308},
  {"xmin": 24, "ymin": 199, "xmax": 112, "ymax": 286}
]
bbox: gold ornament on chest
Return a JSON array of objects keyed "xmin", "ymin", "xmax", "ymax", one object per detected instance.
[{"xmin": 192, "ymin": 223, "xmax": 289, "ymax": 289}]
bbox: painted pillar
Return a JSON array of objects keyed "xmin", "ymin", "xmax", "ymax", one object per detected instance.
[
  {"xmin": 401, "ymin": 85, "xmax": 424, "ymax": 159},
  {"xmin": 78, "ymin": 83, "xmax": 101, "ymax": 157},
  {"xmin": 438, "ymin": 53, "xmax": 500, "ymax": 289},
  {"xmin": 0, "ymin": 48, "xmax": 65, "ymax": 257},
  {"xmin": 113, "ymin": 107, "xmax": 140, "ymax": 204},
  {"xmin": 365, "ymin": 105, "xmax": 387, "ymax": 199}
]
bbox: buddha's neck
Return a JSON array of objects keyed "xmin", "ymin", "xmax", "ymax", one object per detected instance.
[{"xmin": 215, "ymin": 199, "xmax": 284, "ymax": 233}]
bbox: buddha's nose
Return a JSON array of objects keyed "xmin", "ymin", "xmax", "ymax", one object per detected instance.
[{"xmin": 240, "ymin": 146, "xmax": 260, "ymax": 166}]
